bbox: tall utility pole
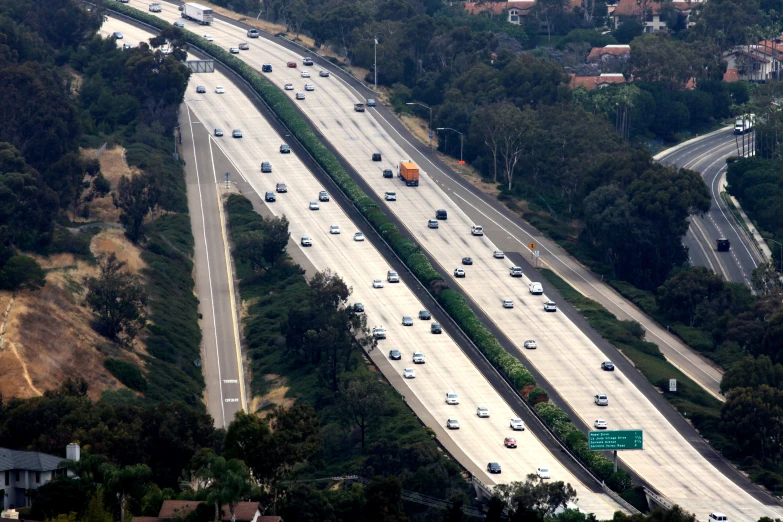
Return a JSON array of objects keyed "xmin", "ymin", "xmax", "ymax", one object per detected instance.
[
  {"xmin": 406, "ymin": 102, "xmax": 433, "ymax": 149},
  {"xmin": 374, "ymin": 38, "xmax": 378, "ymax": 90}
]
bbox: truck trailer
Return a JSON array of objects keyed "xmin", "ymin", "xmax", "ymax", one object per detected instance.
[
  {"xmin": 398, "ymin": 161, "xmax": 419, "ymax": 186},
  {"xmin": 181, "ymin": 3, "xmax": 213, "ymax": 24}
]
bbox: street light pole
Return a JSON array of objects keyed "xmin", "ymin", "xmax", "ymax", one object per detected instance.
[
  {"xmin": 436, "ymin": 127, "xmax": 464, "ymax": 164},
  {"xmin": 406, "ymin": 102, "xmax": 433, "ymax": 150},
  {"xmin": 770, "ymin": 239, "xmax": 783, "ymax": 273},
  {"xmin": 374, "ymin": 37, "xmax": 378, "ymax": 90}
]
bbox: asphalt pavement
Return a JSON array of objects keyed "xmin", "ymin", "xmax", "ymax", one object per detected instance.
[{"xmin": 656, "ymin": 127, "xmax": 764, "ymax": 286}]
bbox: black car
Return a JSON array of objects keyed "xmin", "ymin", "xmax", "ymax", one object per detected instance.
[
  {"xmin": 276, "ymin": 183, "xmax": 287, "ymax": 193},
  {"xmin": 389, "ymin": 349, "xmax": 402, "ymax": 360},
  {"xmin": 280, "ymin": 144, "xmax": 291, "ymax": 153},
  {"xmin": 436, "ymin": 209, "xmax": 448, "ymax": 220},
  {"xmin": 303, "ymin": 57, "xmax": 314, "ymax": 66},
  {"xmin": 261, "ymin": 161, "xmax": 272, "ymax": 173},
  {"xmin": 419, "ymin": 310, "xmax": 431, "ymax": 320},
  {"xmin": 265, "ymin": 192, "xmax": 276, "ymax": 202},
  {"xmin": 383, "ymin": 169, "xmax": 393, "ymax": 178},
  {"xmin": 462, "ymin": 257, "xmax": 473, "ymax": 265},
  {"xmin": 601, "ymin": 361, "xmax": 615, "ymax": 371},
  {"xmin": 431, "ymin": 322, "xmax": 442, "ymax": 334},
  {"xmin": 262, "ymin": 63, "xmax": 273, "ymax": 72},
  {"xmin": 196, "ymin": 85, "xmax": 206, "ymax": 93},
  {"xmin": 372, "ymin": 153, "xmax": 382, "ymax": 161},
  {"xmin": 354, "ymin": 303, "xmax": 365, "ymax": 313},
  {"xmin": 487, "ymin": 462, "xmax": 501, "ymax": 474}
]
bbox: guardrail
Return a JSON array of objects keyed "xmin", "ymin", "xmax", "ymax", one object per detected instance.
[{"xmin": 103, "ymin": 8, "xmax": 640, "ymax": 514}]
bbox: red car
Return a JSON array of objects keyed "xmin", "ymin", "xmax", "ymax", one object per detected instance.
[
  {"xmin": 504, "ymin": 437, "xmax": 517, "ymax": 448},
  {"xmin": 287, "ymin": 61, "xmax": 296, "ymax": 68}
]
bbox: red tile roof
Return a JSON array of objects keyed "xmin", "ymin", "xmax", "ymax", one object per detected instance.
[
  {"xmin": 158, "ymin": 501, "xmax": 260, "ymax": 522},
  {"xmin": 612, "ymin": 0, "xmax": 662, "ymax": 16},
  {"xmin": 569, "ymin": 73, "xmax": 627, "ymax": 89},
  {"xmin": 159, "ymin": 501, "xmax": 201, "ymax": 519},
  {"xmin": 587, "ymin": 44, "xmax": 631, "ymax": 61}
]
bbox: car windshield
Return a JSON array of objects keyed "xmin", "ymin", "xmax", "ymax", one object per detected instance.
[
  {"xmin": 598, "ymin": 395, "xmax": 607, "ymax": 399},
  {"xmin": 540, "ymin": 468, "xmax": 549, "ymax": 473}
]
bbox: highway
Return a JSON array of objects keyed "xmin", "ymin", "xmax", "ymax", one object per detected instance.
[
  {"xmin": 656, "ymin": 127, "xmax": 764, "ymax": 286},
  {"xmin": 105, "ymin": 11, "xmax": 783, "ymax": 521},
  {"xmin": 101, "ymin": 15, "xmax": 626, "ymax": 517},
  {"xmin": 99, "ymin": 23, "xmax": 247, "ymax": 428}
]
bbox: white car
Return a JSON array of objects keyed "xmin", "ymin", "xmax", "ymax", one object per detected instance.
[
  {"xmin": 503, "ymin": 299, "xmax": 514, "ymax": 308},
  {"xmin": 301, "ymin": 70, "xmax": 310, "ymax": 77},
  {"xmin": 529, "ymin": 282, "xmax": 543, "ymax": 294},
  {"xmin": 296, "ymin": 92, "xmax": 305, "ymax": 100},
  {"xmin": 510, "ymin": 418, "xmax": 525, "ymax": 431},
  {"xmin": 372, "ymin": 326, "xmax": 387, "ymax": 339},
  {"xmin": 523, "ymin": 340, "xmax": 537, "ymax": 349},
  {"xmin": 544, "ymin": 301, "xmax": 557, "ymax": 312},
  {"xmin": 203, "ymin": 34, "xmax": 213, "ymax": 41},
  {"xmin": 387, "ymin": 270, "xmax": 400, "ymax": 283},
  {"xmin": 471, "ymin": 225, "xmax": 484, "ymax": 236},
  {"xmin": 446, "ymin": 418, "xmax": 460, "ymax": 430},
  {"xmin": 330, "ymin": 225, "xmax": 340, "ymax": 234},
  {"xmin": 372, "ymin": 279, "xmax": 384, "ymax": 288},
  {"xmin": 493, "ymin": 250, "xmax": 505, "ymax": 259},
  {"xmin": 284, "ymin": 83, "xmax": 294, "ymax": 90},
  {"xmin": 304, "ymin": 83, "xmax": 315, "ymax": 91},
  {"xmin": 476, "ymin": 407, "xmax": 490, "ymax": 418},
  {"xmin": 594, "ymin": 419, "xmax": 607, "ymax": 429},
  {"xmin": 412, "ymin": 351, "xmax": 425, "ymax": 364},
  {"xmin": 453, "ymin": 268, "xmax": 466, "ymax": 278},
  {"xmin": 510, "ymin": 266, "xmax": 523, "ymax": 277},
  {"xmin": 300, "ymin": 236, "xmax": 312, "ymax": 247},
  {"xmin": 229, "ymin": 47, "xmax": 239, "ymax": 54},
  {"xmin": 354, "ymin": 232, "xmax": 365, "ymax": 242},
  {"xmin": 385, "ymin": 191, "xmax": 397, "ymax": 201},
  {"xmin": 445, "ymin": 392, "xmax": 460, "ymax": 405},
  {"xmin": 215, "ymin": 86, "xmax": 225, "ymax": 94},
  {"xmin": 536, "ymin": 467, "xmax": 551, "ymax": 479},
  {"xmin": 403, "ymin": 368, "xmax": 416, "ymax": 379},
  {"xmin": 309, "ymin": 201, "xmax": 320, "ymax": 210}
]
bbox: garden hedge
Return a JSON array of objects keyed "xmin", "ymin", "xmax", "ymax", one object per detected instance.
[{"xmin": 110, "ymin": 3, "xmax": 635, "ymax": 495}]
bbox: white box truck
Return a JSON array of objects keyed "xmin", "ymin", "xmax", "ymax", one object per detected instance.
[
  {"xmin": 181, "ymin": 3, "xmax": 213, "ymax": 24},
  {"xmin": 734, "ymin": 113, "xmax": 755, "ymax": 134}
]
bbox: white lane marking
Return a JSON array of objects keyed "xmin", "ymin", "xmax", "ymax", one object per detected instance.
[{"xmin": 186, "ymin": 104, "xmax": 227, "ymax": 427}]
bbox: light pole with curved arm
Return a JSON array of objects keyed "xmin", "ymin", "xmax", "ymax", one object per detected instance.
[
  {"xmin": 436, "ymin": 127, "xmax": 464, "ymax": 164},
  {"xmin": 406, "ymin": 102, "xmax": 433, "ymax": 150}
]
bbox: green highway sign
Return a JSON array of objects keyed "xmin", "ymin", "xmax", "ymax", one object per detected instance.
[{"xmin": 589, "ymin": 430, "xmax": 643, "ymax": 451}]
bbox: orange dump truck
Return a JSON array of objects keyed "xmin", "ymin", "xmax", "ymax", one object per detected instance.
[{"xmin": 398, "ymin": 161, "xmax": 419, "ymax": 186}]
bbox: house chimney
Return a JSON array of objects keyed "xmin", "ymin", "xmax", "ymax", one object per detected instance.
[{"xmin": 66, "ymin": 443, "xmax": 81, "ymax": 462}]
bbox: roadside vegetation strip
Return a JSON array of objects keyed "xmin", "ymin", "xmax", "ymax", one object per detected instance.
[{"xmin": 109, "ymin": 4, "xmax": 637, "ymax": 495}]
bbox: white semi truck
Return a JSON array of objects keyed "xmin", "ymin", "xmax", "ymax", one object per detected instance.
[{"xmin": 181, "ymin": 3, "xmax": 213, "ymax": 25}]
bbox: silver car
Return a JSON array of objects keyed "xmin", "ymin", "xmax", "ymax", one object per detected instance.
[
  {"xmin": 476, "ymin": 407, "xmax": 490, "ymax": 418},
  {"xmin": 446, "ymin": 418, "xmax": 460, "ymax": 429},
  {"xmin": 594, "ymin": 394, "xmax": 609, "ymax": 406}
]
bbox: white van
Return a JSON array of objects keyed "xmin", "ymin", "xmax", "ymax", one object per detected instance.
[
  {"xmin": 529, "ymin": 282, "xmax": 543, "ymax": 295},
  {"xmin": 708, "ymin": 514, "xmax": 727, "ymax": 522}
]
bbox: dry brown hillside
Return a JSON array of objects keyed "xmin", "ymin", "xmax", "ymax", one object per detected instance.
[{"xmin": 0, "ymin": 147, "xmax": 149, "ymax": 400}]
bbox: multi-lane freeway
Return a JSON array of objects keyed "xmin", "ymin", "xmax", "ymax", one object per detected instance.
[
  {"xmin": 103, "ymin": 9, "xmax": 783, "ymax": 521},
  {"xmin": 656, "ymin": 127, "xmax": 764, "ymax": 285}
]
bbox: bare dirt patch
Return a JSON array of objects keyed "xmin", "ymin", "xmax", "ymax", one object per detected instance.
[
  {"xmin": 91, "ymin": 228, "xmax": 147, "ymax": 275},
  {"xmin": 80, "ymin": 146, "xmax": 134, "ymax": 224},
  {"xmin": 249, "ymin": 374, "xmax": 295, "ymax": 414},
  {"xmin": 399, "ymin": 114, "xmax": 437, "ymax": 149},
  {"xmin": 0, "ymin": 283, "xmax": 120, "ymax": 400}
]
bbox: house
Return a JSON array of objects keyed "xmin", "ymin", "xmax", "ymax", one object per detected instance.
[
  {"xmin": 1, "ymin": 444, "xmax": 79, "ymax": 509},
  {"xmin": 587, "ymin": 44, "xmax": 631, "ymax": 63},
  {"xmin": 569, "ymin": 72, "xmax": 627, "ymax": 89},
  {"xmin": 463, "ymin": 1, "xmax": 535, "ymax": 25},
  {"xmin": 155, "ymin": 500, "xmax": 281, "ymax": 522},
  {"xmin": 611, "ymin": 0, "xmax": 701, "ymax": 32},
  {"xmin": 724, "ymin": 40, "xmax": 783, "ymax": 82}
]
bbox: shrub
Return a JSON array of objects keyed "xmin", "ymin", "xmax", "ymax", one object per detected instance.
[
  {"xmin": 527, "ymin": 387, "xmax": 549, "ymax": 405},
  {"xmin": 104, "ymin": 358, "xmax": 148, "ymax": 392},
  {"xmin": 0, "ymin": 255, "xmax": 46, "ymax": 291}
]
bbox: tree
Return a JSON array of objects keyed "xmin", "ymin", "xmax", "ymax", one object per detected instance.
[
  {"xmin": 234, "ymin": 231, "xmax": 266, "ymax": 272},
  {"xmin": 721, "ymin": 385, "xmax": 783, "ymax": 464},
  {"xmin": 101, "ymin": 463, "xmax": 152, "ymax": 522},
  {"xmin": 200, "ymin": 456, "xmax": 252, "ymax": 522},
  {"xmin": 693, "ymin": 0, "xmax": 762, "ymax": 50},
  {"xmin": 339, "ymin": 373, "xmax": 386, "ymax": 448},
  {"xmin": 493, "ymin": 476, "xmax": 577, "ymax": 517},
  {"xmin": 0, "ymin": 255, "xmax": 46, "ymax": 291},
  {"xmin": 630, "ymin": 34, "xmax": 709, "ymax": 87},
  {"xmin": 82, "ymin": 487, "xmax": 113, "ymax": 522},
  {"xmin": 656, "ymin": 266, "xmax": 727, "ymax": 326},
  {"xmin": 752, "ymin": 262, "xmax": 783, "ymax": 296},
  {"xmin": 363, "ymin": 476, "xmax": 409, "ymax": 522},
  {"xmin": 85, "ymin": 252, "xmax": 147, "ymax": 344},
  {"xmin": 721, "ymin": 355, "xmax": 783, "ymax": 393},
  {"xmin": 113, "ymin": 174, "xmax": 158, "ymax": 243},
  {"xmin": 261, "ymin": 215, "xmax": 290, "ymax": 267}
]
